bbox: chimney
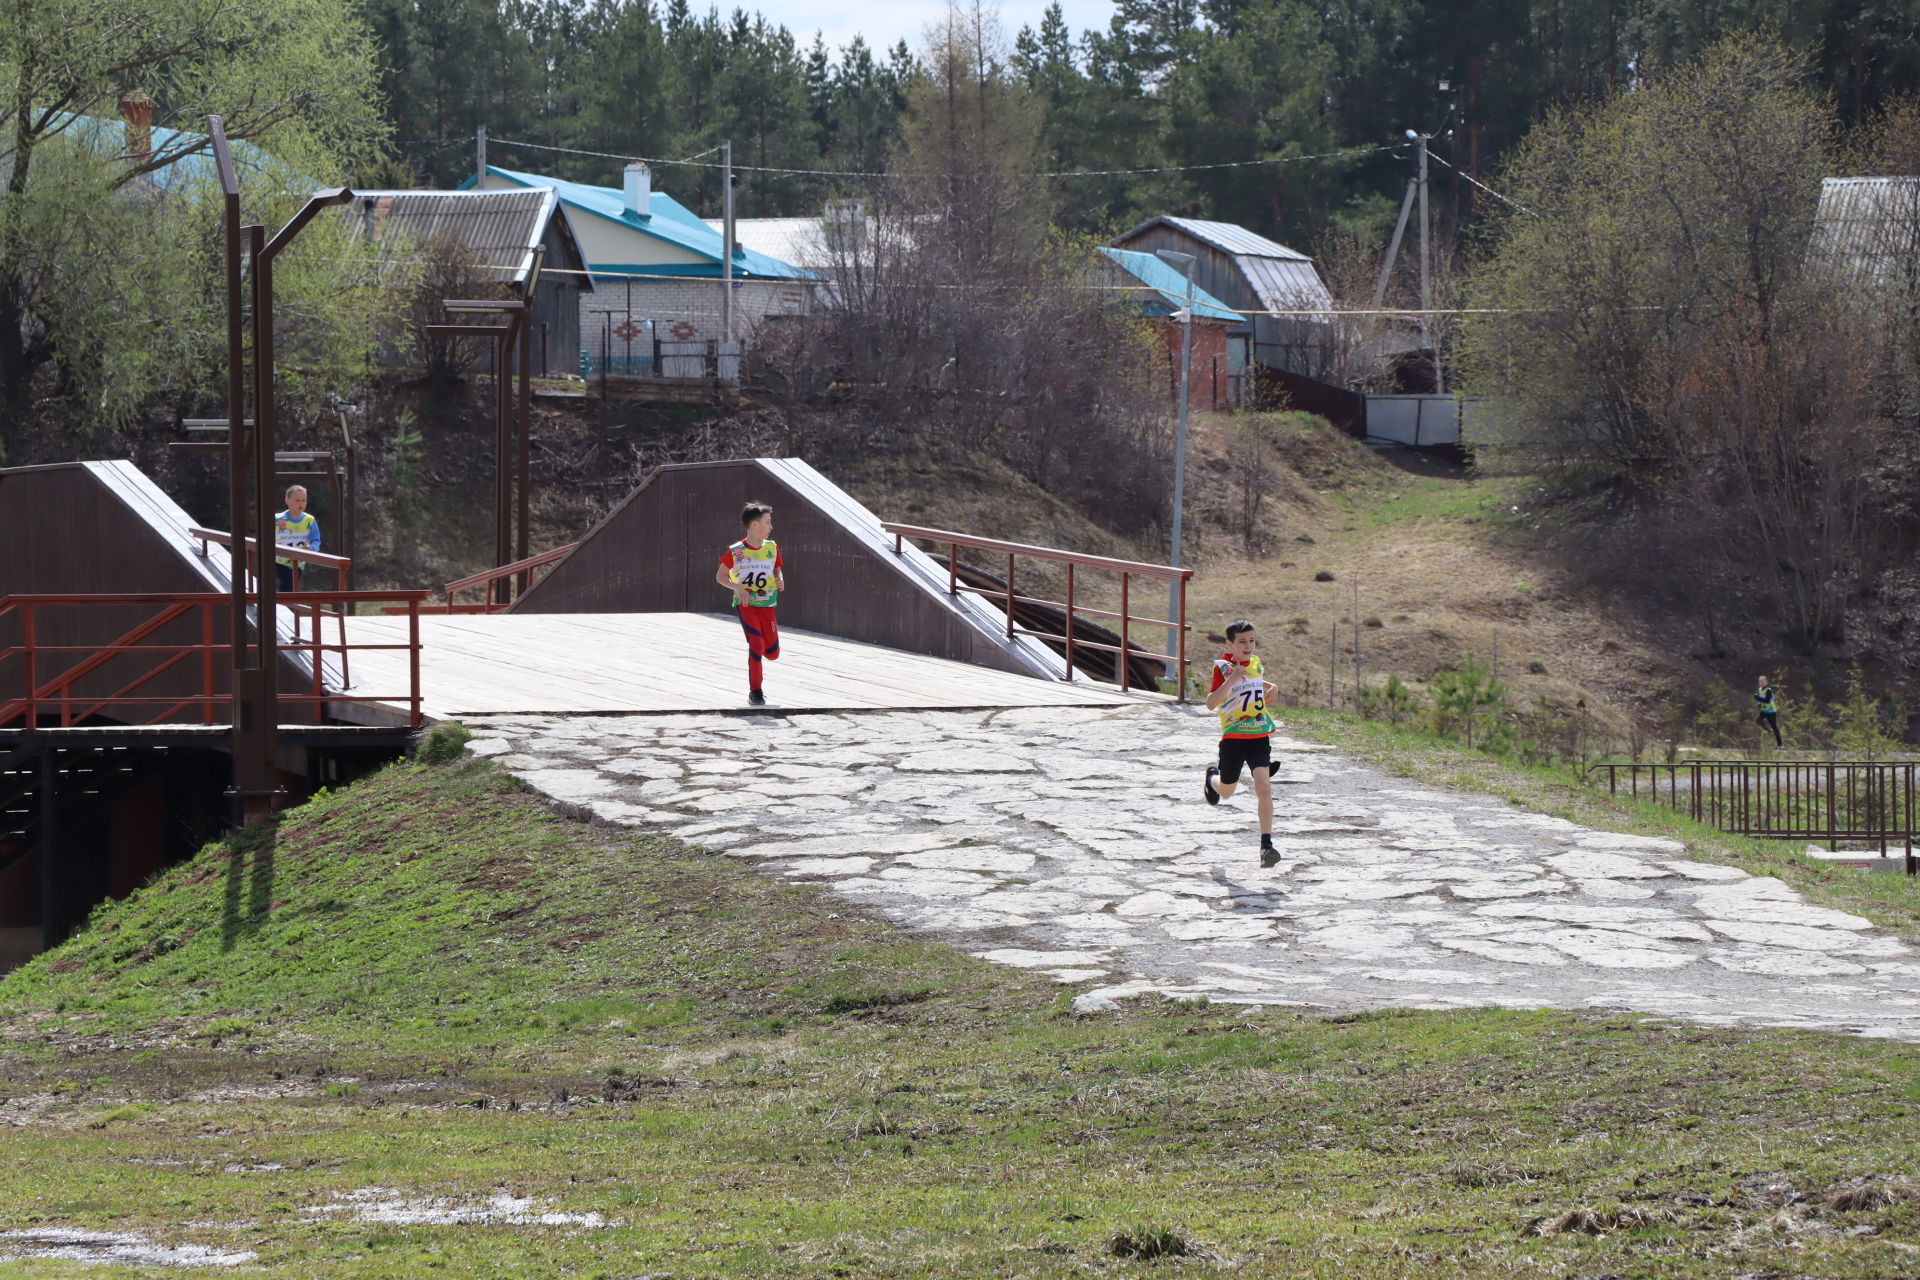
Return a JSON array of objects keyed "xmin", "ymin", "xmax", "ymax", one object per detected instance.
[
  {"xmin": 622, "ymin": 162, "xmax": 651, "ymax": 218},
  {"xmin": 120, "ymin": 91, "xmax": 153, "ymax": 168}
]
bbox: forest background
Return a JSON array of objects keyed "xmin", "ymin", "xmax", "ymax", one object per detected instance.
[{"xmin": 364, "ymin": 0, "xmax": 1920, "ymax": 242}]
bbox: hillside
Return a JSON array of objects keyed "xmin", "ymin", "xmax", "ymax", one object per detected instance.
[{"xmin": 4, "ymin": 749, "xmax": 1920, "ymax": 1275}]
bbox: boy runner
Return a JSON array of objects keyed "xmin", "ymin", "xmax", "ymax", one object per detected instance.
[
  {"xmin": 1754, "ymin": 675, "xmax": 1782, "ymax": 748},
  {"xmin": 273, "ymin": 485, "xmax": 321, "ymax": 593},
  {"xmin": 1203, "ymin": 619, "xmax": 1282, "ymax": 867},
  {"xmin": 714, "ymin": 501, "xmax": 784, "ymax": 707}
]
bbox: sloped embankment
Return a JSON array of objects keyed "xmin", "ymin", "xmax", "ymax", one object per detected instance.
[{"xmin": 0, "ymin": 752, "xmax": 1028, "ymax": 1060}]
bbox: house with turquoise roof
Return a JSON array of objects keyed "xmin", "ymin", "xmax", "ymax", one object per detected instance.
[{"xmin": 464, "ymin": 163, "xmax": 812, "ymax": 375}]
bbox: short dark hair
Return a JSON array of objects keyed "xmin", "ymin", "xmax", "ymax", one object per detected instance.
[
  {"xmin": 742, "ymin": 501, "xmax": 772, "ymax": 527},
  {"xmin": 1225, "ymin": 619, "xmax": 1256, "ymax": 640}
]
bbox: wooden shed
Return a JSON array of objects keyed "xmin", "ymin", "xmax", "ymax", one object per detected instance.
[
  {"xmin": 1112, "ymin": 217, "xmax": 1338, "ymax": 388},
  {"xmin": 351, "ymin": 187, "xmax": 593, "ymax": 377}
]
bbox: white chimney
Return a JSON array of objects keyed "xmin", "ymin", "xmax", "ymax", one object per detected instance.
[{"xmin": 623, "ymin": 163, "xmax": 651, "ymax": 217}]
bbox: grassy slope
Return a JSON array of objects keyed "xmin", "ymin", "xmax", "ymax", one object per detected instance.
[{"xmin": 2, "ymin": 757, "xmax": 1919, "ymax": 1277}]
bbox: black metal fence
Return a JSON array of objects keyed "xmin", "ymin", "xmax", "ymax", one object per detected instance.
[{"xmin": 1600, "ymin": 760, "xmax": 1918, "ymax": 869}]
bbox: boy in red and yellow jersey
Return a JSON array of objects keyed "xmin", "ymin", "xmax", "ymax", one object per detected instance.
[
  {"xmin": 1203, "ymin": 619, "xmax": 1282, "ymax": 866},
  {"xmin": 714, "ymin": 500, "xmax": 784, "ymax": 707}
]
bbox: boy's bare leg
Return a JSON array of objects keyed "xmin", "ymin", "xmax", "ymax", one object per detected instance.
[
  {"xmin": 1215, "ymin": 780, "xmax": 1238, "ymax": 801},
  {"xmin": 1253, "ymin": 771, "xmax": 1274, "ymax": 836}
]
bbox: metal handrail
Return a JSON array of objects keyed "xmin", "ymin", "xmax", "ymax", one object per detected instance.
[
  {"xmin": 880, "ymin": 521, "xmax": 1192, "ymax": 699},
  {"xmin": 444, "ymin": 543, "xmax": 576, "ymax": 612},
  {"xmin": 0, "ymin": 590, "xmax": 431, "ymax": 728}
]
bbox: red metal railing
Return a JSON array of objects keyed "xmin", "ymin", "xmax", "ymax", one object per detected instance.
[
  {"xmin": 443, "ymin": 543, "xmax": 576, "ymax": 613},
  {"xmin": 0, "ymin": 591, "xmax": 430, "ymax": 728},
  {"xmin": 880, "ymin": 522, "xmax": 1194, "ymax": 700},
  {"xmin": 190, "ymin": 525, "xmax": 355, "ymax": 681}
]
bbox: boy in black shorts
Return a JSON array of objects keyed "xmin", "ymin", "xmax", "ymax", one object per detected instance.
[{"xmin": 1203, "ymin": 619, "xmax": 1282, "ymax": 866}]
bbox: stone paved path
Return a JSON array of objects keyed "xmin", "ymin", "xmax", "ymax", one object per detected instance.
[{"xmin": 466, "ymin": 704, "xmax": 1920, "ymax": 1041}]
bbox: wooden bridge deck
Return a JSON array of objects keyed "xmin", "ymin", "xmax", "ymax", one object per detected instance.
[{"xmin": 332, "ymin": 613, "xmax": 1154, "ymax": 723}]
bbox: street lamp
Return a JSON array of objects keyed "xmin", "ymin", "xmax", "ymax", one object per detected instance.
[{"xmin": 1154, "ymin": 247, "xmax": 1197, "ymax": 683}]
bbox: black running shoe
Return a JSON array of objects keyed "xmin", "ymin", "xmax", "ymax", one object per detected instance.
[
  {"xmin": 748, "ymin": 688, "xmax": 766, "ymax": 706},
  {"xmin": 1259, "ymin": 839, "xmax": 1279, "ymax": 868},
  {"xmin": 1204, "ymin": 764, "xmax": 1221, "ymax": 805}
]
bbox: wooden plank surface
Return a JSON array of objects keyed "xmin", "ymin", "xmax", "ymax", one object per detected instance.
[{"xmin": 333, "ymin": 612, "xmax": 1153, "ymax": 720}]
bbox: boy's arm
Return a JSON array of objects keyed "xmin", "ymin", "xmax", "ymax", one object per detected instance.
[
  {"xmin": 714, "ymin": 561, "xmax": 748, "ymax": 603},
  {"xmin": 1203, "ymin": 663, "xmax": 1239, "ymax": 711},
  {"xmin": 775, "ymin": 568, "xmax": 785, "ymax": 591}
]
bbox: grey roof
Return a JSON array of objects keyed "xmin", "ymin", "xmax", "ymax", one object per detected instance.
[
  {"xmin": 1811, "ymin": 176, "xmax": 1920, "ymax": 289},
  {"xmin": 1114, "ymin": 215, "xmax": 1334, "ymax": 316},
  {"xmin": 351, "ymin": 187, "xmax": 588, "ymax": 286},
  {"xmin": 1149, "ymin": 216, "xmax": 1313, "ymax": 262}
]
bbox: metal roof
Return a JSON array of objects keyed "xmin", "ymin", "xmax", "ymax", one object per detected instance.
[
  {"xmin": 1127, "ymin": 216, "xmax": 1313, "ymax": 262},
  {"xmin": 1113, "ymin": 215, "xmax": 1334, "ymax": 315},
  {"xmin": 352, "ymin": 187, "xmax": 585, "ymax": 286},
  {"xmin": 467, "ymin": 165, "xmax": 811, "ymax": 281},
  {"xmin": 1096, "ymin": 248, "xmax": 1243, "ymax": 322},
  {"xmin": 1811, "ymin": 176, "xmax": 1920, "ymax": 289}
]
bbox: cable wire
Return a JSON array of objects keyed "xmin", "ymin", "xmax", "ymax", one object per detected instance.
[{"xmin": 1427, "ymin": 151, "xmax": 1537, "ymax": 217}]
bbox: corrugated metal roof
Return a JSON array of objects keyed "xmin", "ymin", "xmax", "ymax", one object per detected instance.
[
  {"xmin": 1812, "ymin": 176, "xmax": 1920, "ymax": 288},
  {"xmin": 1113, "ymin": 215, "xmax": 1334, "ymax": 315},
  {"xmin": 1097, "ymin": 248, "xmax": 1243, "ymax": 322},
  {"xmin": 1146, "ymin": 216, "xmax": 1313, "ymax": 262},
  {"xmin": 470, "ymin": 165, "xmax": 810, "ymax": 281},
  {"xmin": 1237, "ymin": 256, "xmax": 1334, "ymax": 314},
  {"xmin": 353, "ymin": 188, "xmax": 562, "ymax": 283}
]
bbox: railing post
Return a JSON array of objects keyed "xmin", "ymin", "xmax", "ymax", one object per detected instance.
[
  {"xmin": 1004, "ymin": 554, "xmax": 1014, "ymax": 639},
  {"xmin": 310, "ymin": 605, "xmax": 324, "ymax": 725},
  {"xmin": 948, "ymin": 543, "xmax": 958, "ymax": 597},
  {"xmin": 1827, "ymin": 762, "xmax": 1838, "ymax": 850},
  {"xmin": 201, "ymin": 601, "xmax": 216, "ymax": 724},
  {"xmin": 1176, "ymin": 575, "xmax": 1188, "ymax": 703},
  {"xmin": 23, "ymin": 603, "xmax": 35, "ymax": 728},
  {"xmin": 1119, "ymin": 573, "xmax": 1130, "ymax": 694},
  {"xmin": 408, "ymin": 597, "xmax": 422, "ymax": 727},
  {"xmin": 1063, "ymin": 563, "xmax": 1075, "ymax": 682}
]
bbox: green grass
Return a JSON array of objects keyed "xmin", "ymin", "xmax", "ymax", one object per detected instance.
[
  {"xmin": 1278, "ymin": 705, "xmax": 1920, "ymax": 938},
  {"xmin": 2, "ymin": 753, "xmax": 1919, "ymax": 1276}
]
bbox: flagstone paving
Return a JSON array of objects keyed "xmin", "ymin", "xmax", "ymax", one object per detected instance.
[{"xmin": 464, "ymin": 704, "xmax": 1920, "ymax": 1041}]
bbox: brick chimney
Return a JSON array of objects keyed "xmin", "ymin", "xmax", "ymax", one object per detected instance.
[
  {"xmin": 622, "ymin": 162, "xmax": 651, "ymax": 218},
  {"xmin": 120, "ymin": 91, "xmax": 153, "ymax": 168}
]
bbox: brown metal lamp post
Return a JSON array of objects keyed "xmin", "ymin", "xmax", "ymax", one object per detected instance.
[{"xmin": 208, "ymin": 116, "xmax": 354, "ymax": 826}]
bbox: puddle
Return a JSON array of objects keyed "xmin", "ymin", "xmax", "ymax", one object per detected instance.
[
  {"xmin": 0, "ymin": 1227, "xmax": 255, "ymax": 1268},
  {"xmin": 304, "ymin": 1187, "xmax": 606, "ymax": 1227}
]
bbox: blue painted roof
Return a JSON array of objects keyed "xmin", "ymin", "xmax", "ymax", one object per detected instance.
[
  {"xmin": 1098, "ymin": 247, "xmax": 1243, "ymax": 322},
  {"xmin": 52, "ymin": 112, "xmax": 303, "ymax": 191},
  {"xmin": 465, "ymin": 165, "xmax": 810, "ymax": 281}
]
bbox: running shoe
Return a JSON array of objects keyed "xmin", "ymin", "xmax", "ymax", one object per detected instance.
[
  {"xmin": 1259, "ymin": 840, "xmax": 1280, "ymax": 869},
  {"xmin": 748, "ymin": 689, "xmax": 766, "ymax": 706},
  {"xmin": 1204, "ymin": 764, "xmax": 1220, "ymax": 805}
]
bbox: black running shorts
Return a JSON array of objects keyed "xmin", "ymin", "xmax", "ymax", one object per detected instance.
[{"xmin": 1218, "ymin": 735, "xmax": 1273, "ymax": 785}]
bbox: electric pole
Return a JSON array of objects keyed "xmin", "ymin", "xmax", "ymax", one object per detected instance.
[{"xmin": 476, "ymin": 125, "xmax": 487, "ymax": 186}]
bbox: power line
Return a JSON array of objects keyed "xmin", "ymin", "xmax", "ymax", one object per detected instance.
[
  {"xmin": 1428, "ymin": 151, "xmax": 1537, "ymax": 217},
  {"xmin": 484, "ymin": 135, "xmax": 1395, "ymax": 181}
]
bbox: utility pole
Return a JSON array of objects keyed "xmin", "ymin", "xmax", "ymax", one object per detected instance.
[
  {"xmin": 720, "ymin": 140, "xmax": 734, "ymax": 352},
  {"xmin": 476, "ymin": 125, "xmax": 487, "ymax": 186},
  {"xmin": 1155, "ymin": 249, "xmax": 1197, "ymax": 675}
]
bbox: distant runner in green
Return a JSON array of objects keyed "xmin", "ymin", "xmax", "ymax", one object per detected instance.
[{"xmin": 1754, "ymin": 675, "xmax": 1782, "ymax": 748}]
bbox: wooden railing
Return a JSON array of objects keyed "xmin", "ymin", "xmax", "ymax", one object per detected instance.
[
  {"xmin": 0, "ymin": 591, "xmax": 431, "ymax": 728},
  {"xmin": 881, "ymin": 522, "xmax": 1194, "ymax": 699},
  {"xmin": 444, "ymin": 543, "xmax": 577, "ymax": 613}
]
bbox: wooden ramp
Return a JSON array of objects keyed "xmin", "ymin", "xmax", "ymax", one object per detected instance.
[{"xmin": 332, "ymin": 613, "xmax": 1150, "ymax": 722}]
